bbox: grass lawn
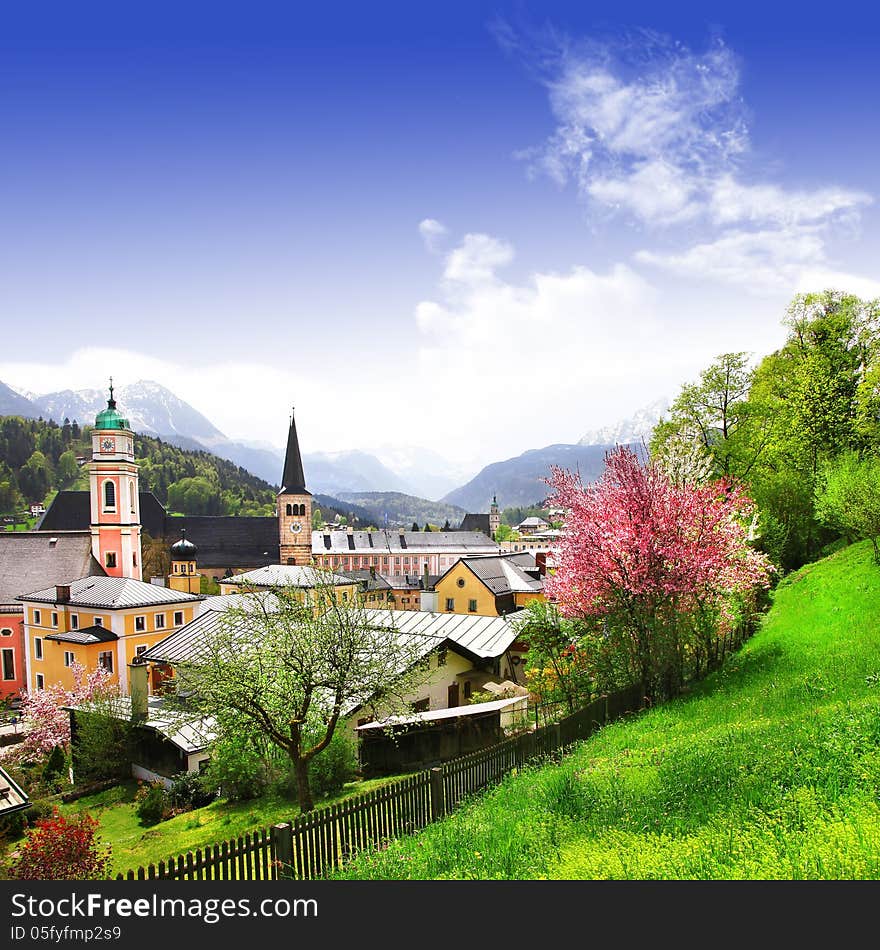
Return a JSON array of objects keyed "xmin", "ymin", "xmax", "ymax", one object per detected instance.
[
  {"xmin": 56, "ymin": 775, "xmax": 405, "ymax": 878},
  {"xmin": 331, "ymin": 540, "xmax": 880, "ymax": 879}
]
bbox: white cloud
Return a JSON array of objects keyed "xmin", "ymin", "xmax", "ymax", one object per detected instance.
[
  {"xmin": 413, "ymin": 230, "xmax": 688, "ymax": 450},
  {"xmin": 418, "ymin": 218, "xmax": 449, "ymax": 253},
  {"xmin": 442, "ymin": 233, "xmax": 515, "ymax": 285},
  {"xmin": 709, "ymin": 175, "xmax": 871, "ymax": 227},
  {"xmin": 635, "ymin": 228, "xmax": 827, "ymax": 293},
  {"xmin": 515, "ymin": 23, "xmax": 873, "ymax": 290},
  {"xmin": 587, "ymin": 160, "xmax": 701, "ymax": 224},
  {"xmin": 527, "ymin": 33, "xmax": 746, "ymax": 225}
]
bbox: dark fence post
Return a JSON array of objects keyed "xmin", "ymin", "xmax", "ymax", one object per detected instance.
[
  {"xmin": 551, "ymin": 722, "xmax": 562, "ymax": 755},
  {"xmin": 429, "ymin": 767, "xmax": 445, "ymax": 822},
  {"xmin": 272, "ymin": 822, "xmax": 294, "ymax": 880}
]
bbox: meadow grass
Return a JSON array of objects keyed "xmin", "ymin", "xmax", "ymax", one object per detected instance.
[
  {"xmin": 331, "ymin": 540, "xmax": 880, "ymax": 879},
  {"xmin": 56, "ymin": 775, "xmax": 403, "ymax": 877}
]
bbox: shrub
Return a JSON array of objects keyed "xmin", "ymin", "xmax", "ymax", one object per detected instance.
[
  {"xmin": 308, "ymin": 729, "xmax": 358, "ymax": 799},
  {"xmin": 135, "ymin": 781, "xmax": 171, "ymax": 826},
  {"xmin": 168, "ymin": 770, "xmax": 215, "ymax": 810},
  {"xmin": 6, "ymin": 809, "xmax": 111, "ymax": 880},
  {"xmin": 201, "ymin": 735, "xmax": 270, "ymax": 801},
  {"xmin": 42, "ymin": 745, "xmax": 68, "ymax": 791}
]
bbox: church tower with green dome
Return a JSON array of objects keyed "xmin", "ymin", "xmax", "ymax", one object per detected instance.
[{"xmin": 89, "ymin": 380, "xmax": 142, "ymax": 580}]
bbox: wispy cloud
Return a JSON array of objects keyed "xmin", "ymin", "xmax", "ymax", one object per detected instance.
[
  {"xmin": 418, "ymin": 218, "xmax": 449, "ymax": 253},
  {"xmin": 504, "ymin": 24, "xmax": 874, "ymax": 293}
]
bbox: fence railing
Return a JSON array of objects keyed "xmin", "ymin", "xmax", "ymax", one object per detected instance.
[{"xmin": 116, "ymin": 683, "xmax": 644, "ymax": 881}]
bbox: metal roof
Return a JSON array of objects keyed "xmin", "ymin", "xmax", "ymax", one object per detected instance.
[
  {"xmin": 313, "ymin": 529, "xmax": 498, "ymax": 555},
  {"xmin": 463, "ymin": 557, "xmax": 544, "ymax": 595},
  {"xmin": 143, "ymin": 600, "xmax": 524, "ymax": 667},
  {"xmin": 19, "ymin": 575, "xmax": 203, "ymax": 609},
  {"xmin": 45, "ymin": 625, "xmax": 118, "ymax": 645},
  {"xmin": 222, "ymin": 565, "xmax": 355, "ymax": 589},
  {"xmin": 67, "ymin": 696, "xmax": 216, "ymax": 753}
]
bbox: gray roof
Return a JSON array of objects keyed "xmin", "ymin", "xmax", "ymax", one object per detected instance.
[
  {"xmin": 340, "ymin": 569, "xmax": 394, "ymax": 591},
  {"xmin": 368, "ymin": 609, "xmax": 525, "ymax": 660},
  {"xmin": 46, "ymin": 625, "xmax": 118, "ymax": 645},
  {"xmin": 517, "ymin": 517, "xmax": 549, "ymax": 528},
  {"xmin": 67, "ymin": 696, "xmax": 216, "ymax": 753},
  {"xmin": 222, "ymin": 565, "xmax": 356, "ymax": 589},
  {"xmin": 0, "ymin": 531, "xmax": 105, "ymax": 605},
  {"xmin": 19, "ymin": 575, "xmax": 203, "ymax": 609},
  {"xmin": 313, "ymin": 529, "xmax": 498, "ymax": 555},
  {"xmin": 143, "ymin": 600, "xmax": 524, "ymax": 667},
  {"xmin": 458, "ymin": 556, "xmax": 543, "ymax": 596}
]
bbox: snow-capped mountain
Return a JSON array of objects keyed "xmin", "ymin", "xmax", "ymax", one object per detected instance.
[
  {"xmin": 34, "ymin": 381, "xmax": 227, "ymax": 443},
  {"xmin": 578, "ymin": 397, "xmax": 670, "ymax": 448}
]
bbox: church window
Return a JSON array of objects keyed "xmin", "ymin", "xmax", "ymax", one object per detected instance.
[
  {"xmin": 287, "ymin": 557, "xmax": 295, "ymax": 565},
  {"xmin": 286, "ymin": 504, "xmax": 292, "ymax": 516},
  {"xmin": 105, "ymin": 552, "xmax": 117, "ymax": 569},
  {"xmin": 103, "ymin": 480, "xmax": 116, "ymax": 511},
  {"xmin": 130, "ymin": 482, "xmax": 136, "ymax": 513}
]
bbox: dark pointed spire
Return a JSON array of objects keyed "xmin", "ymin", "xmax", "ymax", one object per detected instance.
[
  {"xmin": 279, "ymin": 407, "xmax": 310, "ymax": 495},
  {"xmin": 108, "ymin": 377, "xmax": 116, "ymax": 408}
]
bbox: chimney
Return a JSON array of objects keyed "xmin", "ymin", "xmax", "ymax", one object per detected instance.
[
  {"xmin": 128, "ymin": 657, "xmax": 149, "ymax": 723},
  {"xmin": 55, "ymin": 584, "xmax": 71, "ymax": 603}
]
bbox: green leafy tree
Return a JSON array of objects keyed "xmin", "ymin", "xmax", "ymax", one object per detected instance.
[
  {"xmin": 815, "ymin": 452, "xmax": 880, "ymax": 562},
  {"xmin": 56, "ymin": 449, "xmax": 79, "ymax": 486},
  {"xmin": 167, "ymin": 578, "xmax": 432, "ymax": 812},
  {"xmin": 520, "ymin": 601, "xmax": 597, "ymax": 715},
  {"xmin": 18, "ymin": 450, "xmax": 52, "ymax": 503}
]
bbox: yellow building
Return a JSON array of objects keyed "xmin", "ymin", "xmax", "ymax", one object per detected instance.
[
  {"xmin": 433, "ymin": 553, "xmax": 545, "ymax": 617},
  {"xmin": 18, "ymin": 576, "xmax": 202, "ymax": 695},
  {"xmin": 219, "ymin": 564, "xmax": 360, "ymax": 604}
]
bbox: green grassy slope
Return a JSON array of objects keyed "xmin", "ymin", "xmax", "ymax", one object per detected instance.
[{"xmin": 333, "ymin": 541, "xmax": 880, "ymax": 879}]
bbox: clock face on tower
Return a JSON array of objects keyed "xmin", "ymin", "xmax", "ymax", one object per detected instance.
[
  {"xmin": 289, "ymin": 522, "xmax": 303, "ymax": 534},
  {"xmin": 101, "ymin": 438, "xmax": 115, "ymax": 453}
]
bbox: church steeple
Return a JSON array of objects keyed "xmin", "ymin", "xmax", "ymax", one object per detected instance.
[
  {"xmin": 279, "ymin": 408, "xmax": 309, "ymax": 496},
  {"xmin": 278, "ymin": 407, "xmax": 312, "ymax": 566}
]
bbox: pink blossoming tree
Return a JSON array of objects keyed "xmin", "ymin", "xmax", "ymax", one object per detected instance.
[
  {"xmin": 12, "ymin": 662, "xmax": 117, "ymax": 762},
  {"xmin": 546, "ymin": 446, "xmax": 773, "ymax": 702}
]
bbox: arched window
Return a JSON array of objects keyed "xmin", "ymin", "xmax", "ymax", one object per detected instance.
[
  {"xmin": 130, "ymin": 481, "xmax": 136, "ymax": 513},
  {"xmin": 287, "ymin": 557, "xmax": 295, "ymax": 565},
  {"xmin": 298, "ymin": 504, "xmax": 306, "ymax": 516},
  {"xmin": 103, "ymin": 480, "xmax": 116, "ymax": 510},
  {"xmin": 286, "ymin": 504, "xmax": 292, "ymax": 516}
]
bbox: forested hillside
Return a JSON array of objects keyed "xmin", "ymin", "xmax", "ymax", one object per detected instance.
[{"xmin": 0, "ymin": 415, "xmax": 277, "ymax": 517}]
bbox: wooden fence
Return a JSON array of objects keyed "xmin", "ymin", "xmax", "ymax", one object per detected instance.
[{"xmin": 117, "ymin": 683, "xmax": 644, "ymax": 881}]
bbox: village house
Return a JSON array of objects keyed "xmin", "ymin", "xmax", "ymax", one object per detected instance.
[
  {"xmin": 432, "ymin": 552, "xmax": 545, "ymax": 617},
  {"xmin": 0, "ymin": 530, "xmax": 105, "ymax": 700},
  {"xmin": 18, "ymin": 576, "xmax": 201, "ymax": 695}
]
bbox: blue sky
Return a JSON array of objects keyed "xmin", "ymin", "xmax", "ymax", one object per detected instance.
[{"xmin": 1, "ymin": 0, "xmax": 878, "ymax": 475}]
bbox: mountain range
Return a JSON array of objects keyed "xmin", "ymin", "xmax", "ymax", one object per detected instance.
[{"xmin": 0, "ymin": 378, "xmax": 667, "ymax": 514}]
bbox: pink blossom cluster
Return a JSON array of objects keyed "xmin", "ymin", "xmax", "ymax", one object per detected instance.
[
  {"xmin": 11, "ymin": 663, "xmax": 117, "ymax": 761},
  {"xmin": 545, "ymin": 446, "xmax": 773, "ymax": 618}
]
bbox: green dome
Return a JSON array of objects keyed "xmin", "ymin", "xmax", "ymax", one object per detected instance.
[{"xmin": 94, "ymin": 382, "xmax": 130, "ymax": 430}]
